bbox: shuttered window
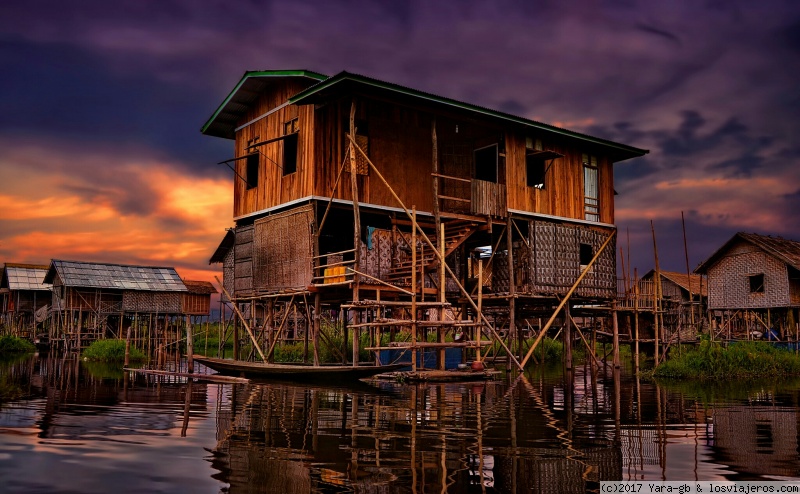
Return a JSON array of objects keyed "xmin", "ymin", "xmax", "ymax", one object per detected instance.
[{"xmin": 583, "ymin": 154, "xmax": 599, "ymax": 222}]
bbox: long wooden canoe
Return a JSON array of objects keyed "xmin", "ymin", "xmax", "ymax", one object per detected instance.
[{"xmin": 192, "ymin": 355, "xmax": 410, "ymax": 380}]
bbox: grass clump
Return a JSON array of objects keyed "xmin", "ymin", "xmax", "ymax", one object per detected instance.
[
  {"xmin": 82, "ymin": 339, "xmax": 146, "ymax": 362},
  {"xmin": 0, "ymin": 335, "xmax": 35, "ymax": 355},
  {"xmin": 653, "ymin": 340, "xmax": 800, "ymax": 380}
]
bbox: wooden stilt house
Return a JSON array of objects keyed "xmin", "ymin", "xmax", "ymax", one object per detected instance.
[
  {"xmin": 44, "ymin": 260, "xmax": 188, "ymax": 350},
  {"xmin": 0, "ymin": 263, "xmax": 51, "ymax": 337},
  {"xmin": 695, "ymin": 232, "xmax": 800, "ymax": 340},
  {"xmin": 204, "ymin": 70, "xmax": 648, "ymax": 367},
  {"xmin": 182, "ymin": 280, "xmax": 217, "ymax": 317}
]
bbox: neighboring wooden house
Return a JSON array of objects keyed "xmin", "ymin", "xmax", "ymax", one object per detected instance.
[
  {"xmin": 695, "ymin": 232, "xmax": 800, "ymax": 339},
  {"xmin": 204, "ymin": 70, "xmax": 647, "ymax": 363},
  {"xmin": 182, "ymin": 280, "xmax": 217, "ymax": 316},
  {"xmin": 618, "ymin": 269, "xmax": 707, "ymax": 343},
  {"xmin": 0, "ymin": 263, "xmax": 51, "ymax": 337},
  {"xmin": 44, "ymin": 260, "xmax": 188, "ymax": 347}
]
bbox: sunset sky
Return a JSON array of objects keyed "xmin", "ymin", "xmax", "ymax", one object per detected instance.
[{"xmin": 1, "ymin": 0, "xmax": 798, "ymax": 285}]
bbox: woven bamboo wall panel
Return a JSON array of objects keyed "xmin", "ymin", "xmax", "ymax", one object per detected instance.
[
  {"xmin": 234, "ymin": 224, "xmax": 254, "ymax": 296},
  {"xmin": 122, "ymin": 291, "xmax": 181, "ymax": 313},
  {"xmin": 528, "ymin": 220, "xmax": 615, "ymax": 299},
  {"xmin": 358, "ymin": 228, "xmax": 393, "ymax": 280},
  {"xmin": 222, "ymin": 248, "xmax": 234, "ymax": 301},
  {"xmin": 254, "ymin": 205, "xmax": 314, "ymax": 290}
]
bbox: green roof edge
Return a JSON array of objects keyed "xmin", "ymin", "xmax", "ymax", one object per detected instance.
[
  {"xmin": 290, "ymin": 72, "xmax": 649, "ymax": 159},
  {"xmin": 201, "ymin": 70, "xmax": 328, "ymax": 134}
]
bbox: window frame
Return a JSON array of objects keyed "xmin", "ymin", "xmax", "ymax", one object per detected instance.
[
  {"xmin": 245, "ymin": 153, "xmax": 259, "ymax": 189},
  {"xmin": 583, "ymin": 154, "xmax": 599, "ymax": 222}
]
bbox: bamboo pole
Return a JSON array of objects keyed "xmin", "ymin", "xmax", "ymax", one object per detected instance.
[
  {"xmin": 214, "ymin": 276, "xmax": 266, "ymax": 362},
  {"xmin": 612, "ymin": 301, "xmax": 620, "ymax": 368},
  {"xmin": 681, "ymin": 211, "xmax": 695, "ymax": 330},
  {"xmin": 347, "ymin": 134, "xmax": 522, "ymax": 369},
  {"xmin": 651, "ymin": 221, "xmax": 661, "ymax": 366},
  {"xmin": 438, "ymin": 222, "xmax": 446, "ymax": 370},
  {"xmin": 411, "ymin": 207, "xmax": 418, "ymax": 373},
  {"xmin": 186, "ymin": 315, "xmax": 194, "ymax": 373},
  {"xmin": 519, "ymin": 231, "xmax": 617, "ymax": 368},
  {"xmin": 634, "ymin": 268, "xmax": 640, "ymax": 374}
]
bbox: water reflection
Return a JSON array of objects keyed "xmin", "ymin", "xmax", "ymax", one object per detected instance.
[{"xmin": 0, "ymin": 356, "xmax": 799, "ymax": 493}]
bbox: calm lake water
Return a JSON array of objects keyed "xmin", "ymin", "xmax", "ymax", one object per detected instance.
[{"xmin": 0, "ymin": 354, "xmax": 799, "ymax": 493}]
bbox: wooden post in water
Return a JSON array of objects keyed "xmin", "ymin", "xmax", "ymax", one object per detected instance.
[
  {"xmin": 634, "ymin": 268, "xmax": 640, "ymax": 374},
  {"xmin": 564, "ymin": 304, "xmax": 573, "ymax": 370},
  {"xmin": 186, "ymin": 315, "xmax": 194, "ymax": 373},
  {"xmin": 124, "ymin": 321, "xmax": 132, "ymax": 367},
  {"xmin": 313, "ymin": 293, "xmax": 321, "ymax": 366},
  {"xmin": 507, "ymin": 216, "xmax": 516, "ymax": 368},
  {"xmin": 438, "ymin": 222, "xmax": 446, "ymax": 370},
  {"xmin": 612, "ymin": 301, "xmax": 620, "ymax": 368},
  {"xmin": 411, "ymin": 207, "xmax": 418, "ymax": 373}
]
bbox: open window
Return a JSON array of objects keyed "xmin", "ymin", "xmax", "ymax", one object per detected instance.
[
  {"xmin": 283, "ymin": 119, "xmax": 299, "ymax": 175},
  {"xmin": 749, "ymin": 273, "xmax": 765, "ymax": 293},
  {"xmin": 579, "ymin": 243, "xmax": 594, "ymax": 267},
  {"xmin": 245, "ymin": 153, "xmax": 259, "ymax": 189},
  {"xmin": 474, "ymin": 144, "xmax": 498, "ymax": 183}
]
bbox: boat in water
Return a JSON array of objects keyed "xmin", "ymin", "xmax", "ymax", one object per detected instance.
[{"xmin": 192, "ymin": 355, "xmax": 410, "ymax": 381}]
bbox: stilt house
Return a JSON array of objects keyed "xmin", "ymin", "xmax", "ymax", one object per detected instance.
[
  {"xmin": 617, "ymin": 269, "xmax": 706, "ymax": 343},
  {"xmin": 695, "ymin": 232, "xmax": 800, "ymax": 339},
  {"xmin": 44, "ymin": 260, "xmax": 187, "ymax": 348},
  {"xmin": 204, "ymin": 70, "xmax": 648, "ymax": 365},
  {"xmin": 0, "ymin": 263, "xmax": 51, "ymax": 336}
]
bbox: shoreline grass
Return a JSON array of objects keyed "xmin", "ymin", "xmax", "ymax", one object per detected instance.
[{"xmin": 652, "ymin": 340, "xmax": 800, "ymax": 380}]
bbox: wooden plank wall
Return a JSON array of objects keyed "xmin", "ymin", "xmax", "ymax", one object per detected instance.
[
  {"xmin": 313, "ymin": 98, "xmax": 435, "ymax": 212},
  {"xmin": 505, "ymin": 133, "xmax": 614, "ymax": 224},
  {"xmin": 233, "ymin": 79, "xmax": 318, "ymax": 218}
]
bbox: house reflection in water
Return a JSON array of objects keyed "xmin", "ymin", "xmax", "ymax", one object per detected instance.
[{"xmin": 208, "ymin": 376, "xmax": 623, "ymax": 493}]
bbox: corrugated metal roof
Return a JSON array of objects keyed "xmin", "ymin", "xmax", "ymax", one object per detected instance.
[
  {"xmin": 1, "ymin": 264, "xmax": 51, "ymax": 291},
  {"xmin": 44, "ymin": 260, "xmax": 187, "ymax": 292}
]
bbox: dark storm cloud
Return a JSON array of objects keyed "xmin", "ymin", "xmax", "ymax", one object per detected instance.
[{"xmin": 635, "ymin": 23, "xmax": 682, "ymax": 45}]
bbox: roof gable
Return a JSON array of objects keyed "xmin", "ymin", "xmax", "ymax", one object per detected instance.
[
  {"xmin": 201, "ymin": 70, "xmax": 328, "ymax": 139},
  {"xmin": 642, "ymin": 269, "xmax": 707, "ymax": 297},
  {"xmin": 695, "ymin": 232, "xmax": 800, "ymax": 274},
  {"xmin": 44, "ymin": 260, "xmax": 187, "ymax": 292},
  {"xmin": 183, "ymin": 280, "xmax": 217, "ymax": 294}
]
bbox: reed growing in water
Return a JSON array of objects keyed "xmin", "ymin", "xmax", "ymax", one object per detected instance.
[
  {"xmin": 0, "ymin": 335, "xmax": 35, "ymax": 355},
  {"xmin": 653, "ymin": 339, "xmax": 800, "ymax": 380},
  {"xmin": 82, "ymin": 339, "xmax": 145, "ymax": 362}
]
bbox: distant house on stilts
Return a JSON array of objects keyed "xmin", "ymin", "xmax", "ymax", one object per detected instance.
[
  {"xmin": 0, "ymin": 263, "xmax": 51, "ymax": 338},
  {"xmin": 695, "ymin": 232, "xmax": 800, "ymax": 340}
]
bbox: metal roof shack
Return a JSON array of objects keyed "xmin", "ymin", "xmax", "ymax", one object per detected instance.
[
  {"xmin": 45, "ymin": 260, "xmax": 188, "ymax": 315},
  {"xmin": 1, "ymin": 263, "xmax": 51, "ymax": 335}
]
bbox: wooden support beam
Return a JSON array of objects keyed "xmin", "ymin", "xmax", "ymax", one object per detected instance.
[
  {"xmin": 215, "ymin": 276, "xmax": 266, "ymax": 362},
  {"xmin": 347, "ymin": 133, "xmax": 523, "ymax": 370},
  {"xmin": 519, "ymin": 230, "xmax": 616, "ymax": 368}
]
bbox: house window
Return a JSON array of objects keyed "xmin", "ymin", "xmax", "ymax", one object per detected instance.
[
  {"xmin": 583, "ymin": 154, "xmax": 599, "ymax": 221},
  {"xmin": 579, "ymin": 243, "xmax": 594, "ymax": 266},
  {"xmin": 526, "ymin": 155, "xmax": 546, "ymax": 188},
  {"xmin": 283, "ymin": 119, "xmax": 299, "ymax": 175},
  {"xmin": 245, "ymin": 153, "xmax": 259, "ymax": 189},
  {"xmin": 749, "ymin": 274, "xmax": 765, "ymax": 293},
  {"xmin": 474, "ymin": 144, "xmax": 498, "ymax": 183}
]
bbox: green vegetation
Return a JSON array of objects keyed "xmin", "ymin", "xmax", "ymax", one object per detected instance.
[
  {"xmin": 0, "ymin": 335, "xmax": 35, "ymax": 355},
  {"xmin": 652, "ymin": 340, "xmax": 800, "ymax": 380},
  {"xmin": 82, "ymin": 339, "xmax": 146, "ymax": 362}
]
